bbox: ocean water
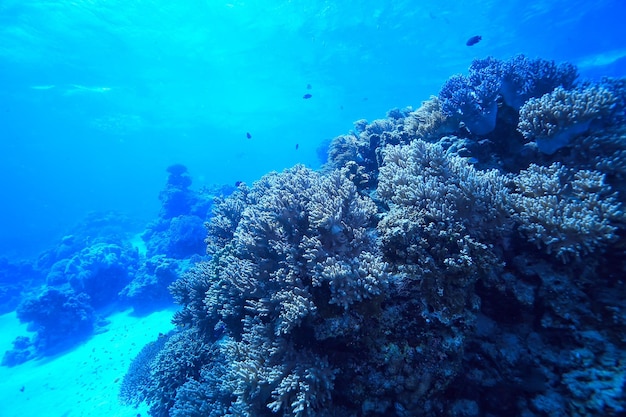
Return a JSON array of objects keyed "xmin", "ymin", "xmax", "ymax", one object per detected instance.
[
  {"xmin": 1, "ymin": 1, "xmax": 625, "ymax": 416},
  {"xmin": 1, "ymin": 0, "xmax": 624, "ymax": 257}
]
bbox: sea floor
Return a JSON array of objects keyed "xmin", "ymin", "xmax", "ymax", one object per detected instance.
[{"xmin": 0, "ymin": 308, "xmax": 175, "ymax": 417}]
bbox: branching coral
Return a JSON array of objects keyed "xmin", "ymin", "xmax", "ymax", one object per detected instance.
[
  {"xmin": 119, "ymin": 332, "xmax": 172, "ymax": 407},
  {"xmin": 155, "ymin": 165, "xmax": 387, "ymax": 416},
  {"xmin": 511, "ymin": 163, "xmax": 624, "ymax": 261},
  {"xmin": 377, "ymin": 139, "xmax": 510, "ymax": 324},
  {"xmin": 439, "ymin": 57, "xmax": 503, "ymax": 135},
  {"xmin": 143, "ymin": 329, "xmax": 215, "ymax": 417},
  {"xmin": 323, "ymin": 107, "xmax": 444, "ymax": 190},
  {"xmin": 439, "ymin": 72, "xmax": 500, "ymax": 135},
  {"xmin": 518, "ymin": 85, "xmax": 616, "ymax": 154}
]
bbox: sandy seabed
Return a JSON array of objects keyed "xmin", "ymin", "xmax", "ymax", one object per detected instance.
[{"xmin": 0, "ymin": 309, "xmax": 175, "ymax": 417}]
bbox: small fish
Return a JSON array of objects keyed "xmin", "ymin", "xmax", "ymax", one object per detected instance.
[
  {"xmin": 235, "ymin": 181, "xmax": 243, "ymax": 187},
  {"xmin": 246, "ymin": 132, "xmax": 252, "ymax": 139},
  {"xmin": 306, "ymin": 84, "xmax": 312, "ymax": 90},
  {"xmin": 295, "ymin": 143, "xmax": 299, "ymax": 150},
  {"xmin": 466, "ymin": 35, "xmax": 482, "ymax": 46},
  {"xmin": 303, "ymin": 93, "xmax": 312, "ymax": 99}
]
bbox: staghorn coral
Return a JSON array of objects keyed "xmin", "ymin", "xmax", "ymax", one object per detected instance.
[
  {"xmin": 518, "ymin": 85, "xmax": 616, "ymax": 154},
  {"xmin": 510, "ymin": 162, "xmax": 624, "ymax": 261}
]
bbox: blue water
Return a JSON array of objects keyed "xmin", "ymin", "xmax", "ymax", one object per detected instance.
[
  {"xmin": 1, "ymin": 0, "xmax": 624, "ymax": 257},
  {"xmin": 1, "ymin": 1, "xmax": 626, "ymax": 416}
]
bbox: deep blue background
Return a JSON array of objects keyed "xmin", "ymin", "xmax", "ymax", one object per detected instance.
[{"xmin": 1, "ymin": 0, "xmax": 625, "ymax": 257}]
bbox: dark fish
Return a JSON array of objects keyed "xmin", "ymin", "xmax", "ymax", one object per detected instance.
[
  {"xmin": 466, "ymin": 35, "xmax": 482, "ymax": 46},
  {"xmin": 306, "ymin": 84, "xmax": 312, "ymax": 90},
  {"xmin": 303, "ymin": 93, "xmax": 312, "ymax": 99},
  {"xmin": 235, "ymin": 181, "xmax": 243, "ymax": 187},
  {"xmin": 246, "ymin": 132, "xmax": 252, "ymax": 139},
  {"xmin": 295, "ymin": 143, "xmax": 299, "ymax": 150}
]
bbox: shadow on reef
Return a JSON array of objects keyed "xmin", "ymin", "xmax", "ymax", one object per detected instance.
[
  {"xmin": 1, "ymin": 164, "xmax": 235, "ymax": 366},
  {"xmin": 117, "ymin": 55, "xmax": 626, "ymax": 417}
]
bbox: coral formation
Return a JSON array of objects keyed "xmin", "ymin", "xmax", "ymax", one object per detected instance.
[
  {"xmin": 62, "ymin": 242, "xmax": 139, "ymax": 308},
  {"xmin": 123, "ymin": 165, "xmax": 232, "ymax": 309},
  {"xmin": 2, "ymin": 166, "xmax": 233, "ymax": 364},
  {"xmin": 510, "ymin": 163, "xmax": 624, "ymax": 261},
  {"xmin": 498, "ymin": 54, "xmax": 578, "ymax": 110},
  {"xmin": 14, "ymin": 288, "xmax": 96, "ymax": 353},
  {"xmin": 99, "ymin": 56, "xmax": 626, "ymax": 416},
  {"xmin": 518, "ymin": 85, "xmax": 616, "ymax": 154},
  {"xmin": 439, "ymin": 55, "xmax": 577, "ymax": 136},
  {"xmin": 0, "ymin": 258, "xmax": 43, "ymax": 314},
  {"xmin": 119, "ymin": 332, "xmax": 173, "ymax": 407},
  {"xmin": 142, "ymin": 164, "xmax": 215, "ymax": 259}
]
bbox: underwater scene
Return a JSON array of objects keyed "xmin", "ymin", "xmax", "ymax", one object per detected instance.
[{"xmin": 1, "ymin": 0, "xmax": 626, "ymax": 416}]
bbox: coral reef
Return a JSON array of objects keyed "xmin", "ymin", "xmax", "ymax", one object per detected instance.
[
  {"xmin": 142, "ymin": 164, "xmax": 215, "ymax": 259},
  {"xmin": 119, "ymin": 255, "xmax": 189, "ymax": 312},
  {"xmin": 0, "ymin": 257, "xmax": 43, "ymax": 314},
  {"xmin": 1, "ymin": 166, "xmax": 233, "ymax": 365},
  {"xmin": 4, "ymin": 287, "xmax": 98, "ymax": 362},
  {"xmin": 112, "ymin": 56, "xmax": 624, "ymax": 416},
  {"xmin": 377, "ymin": 139, "xmax": 510, "ymax": 325},
  {"xmin": 123, "ymin": 165, "xmax": 232, "ymax": 309},
  {"xmin": 323, "ymin": 99, "xmax": 456, "ymax": 192},
  {"xmin": 119, "ymin": 331, "xmax": 173, "ymax": 407},
  {"xmin": 498, "ymin": 54, "xmax": 578, "ymax": 110},
  {"xmin": 61, "ymin": 242, "xmax": 139, "ymax": 308}
]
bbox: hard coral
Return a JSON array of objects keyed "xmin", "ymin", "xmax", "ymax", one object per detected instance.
[
  {"xmin": 378, "ymin": 139, "xmax": 509, "ymax": 324},
  {"xmin": 164, "ymin": 165, "xmax": 387, "ymax": 416},
  {"xmin": 511, "ymin": 163, "xmax": 624, "ymax": 261},
  {"xmin": 518, "ymin": 85, "xmax": 616, "ymax": 154}
]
